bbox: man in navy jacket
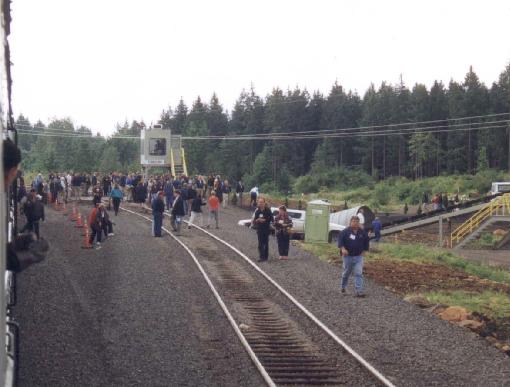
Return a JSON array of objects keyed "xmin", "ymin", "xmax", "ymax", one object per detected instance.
[{"xmin": 338, "ymin": 215, "xmax": 369, "ymax": 297}]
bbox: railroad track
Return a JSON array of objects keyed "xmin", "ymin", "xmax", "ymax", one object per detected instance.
[{"xmin": 120, "ymin": 204, "xmax": 396, "ymax": 387}]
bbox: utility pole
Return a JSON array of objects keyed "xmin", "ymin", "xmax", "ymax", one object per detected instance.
[{"xmin": 508, "ymin": 124, "xmax": 510, "ymax": 172}]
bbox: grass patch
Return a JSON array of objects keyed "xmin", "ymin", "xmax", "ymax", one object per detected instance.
[
  {"xmin": 366, "ymin": 243, "xmax": 510, "ymax": 286},
  {"xmin": 476, "ymin": 232, "xmax": 504, "ymax": 248},
  {"xmin": 296, "ymin": 241, "xmax": 339, "ymax": 262},
  {"xmin": 423, "ymin": 290, "xmax": 510, "ymax": 319},
  {"xmin": 298, "ymin": 240, "xmax": 510, "ymax": 286}
]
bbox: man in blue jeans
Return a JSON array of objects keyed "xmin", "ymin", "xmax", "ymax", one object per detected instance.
[{"xmin": 338, "ymin": 215, "xmax": 369, "ymax": 297}]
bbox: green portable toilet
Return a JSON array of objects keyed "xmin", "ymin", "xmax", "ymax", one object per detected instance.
[{"xmin": 305, "ymin": 200, "xmax": 331, "ymax": 243}]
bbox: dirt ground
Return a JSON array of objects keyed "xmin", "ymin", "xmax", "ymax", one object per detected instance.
[
  {"xmin": 363, "ymin": 259, "xmax": 510, "ymax": 294},
  {"xmin": 362, "ymin": 259, "xmax": 510, "ymax": 345}
]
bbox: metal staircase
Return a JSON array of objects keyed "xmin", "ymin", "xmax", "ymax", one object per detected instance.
[
  {"xmin": 451, "ymin": 193, "xmax": 510, "ymax": 249},
  {"xmin": 169, "ymin": 135, "xmax": 188, "ymax": 177}
]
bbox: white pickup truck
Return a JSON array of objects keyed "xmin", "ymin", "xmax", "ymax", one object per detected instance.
[
  {"xmin": 238, "ymin": 207, "xmax": 346, "ymax": 242},
  {"xmin": 491, "ymin": 182, "xmax": 510, "ymax": 195}
]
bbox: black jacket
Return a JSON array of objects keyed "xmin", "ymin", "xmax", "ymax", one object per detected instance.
[
  {"xmin": 24, "ymin": 199, "xmax": 45, "ymax": 222},
  {"xmin": 152, "ymin": 197, "xmax": 165, "ymax": 214},
  {"xmin": 171, "ymin": 196, "xmax": 186, "ymax": 217},
  {"xmin": 187, "ymin": 188, "xmax": 197, "ymax": 200},
  {"xmin": 191, "ymin": 197, "xmax": 205, "ymax": 213},
  {"xmin": 253, "ymin": 207, "xmax": 273, "ymax": 234}
]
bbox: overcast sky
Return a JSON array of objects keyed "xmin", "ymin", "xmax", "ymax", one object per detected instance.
[{"xmin": 10, "ymin": 0, "xmax": 510, "ymax": 136}]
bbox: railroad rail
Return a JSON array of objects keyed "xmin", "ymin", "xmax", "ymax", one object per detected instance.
[{"xmin": 120, "ymin": 203, "xmax": 396, "ymax": 387}]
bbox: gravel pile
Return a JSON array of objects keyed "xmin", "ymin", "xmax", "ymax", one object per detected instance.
[
  {"xmin": 14, "ymin": 204, "xmax": 264, "ymax": 386},
  {"xmin": 199, "ymin": 204, "xmax": 510, "ymax": 387}
]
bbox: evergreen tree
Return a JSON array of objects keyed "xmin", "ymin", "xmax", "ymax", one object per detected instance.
[
  {"xmin": 171, "ymin": 98, "xmax": 188, "ymax": 134},
  {"xmin": 99, "ymin": 145, "xmax": 122, "ymax": 173}
]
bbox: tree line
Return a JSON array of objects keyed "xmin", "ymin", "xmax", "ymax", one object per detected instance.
[{"xmin": 16, "ymin": 64, "xmax": 510, "ymax": 193}]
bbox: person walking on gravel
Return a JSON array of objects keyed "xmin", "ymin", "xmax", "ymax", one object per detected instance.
[
  {"xmin": 338, "ymin": 215, "xmax": 369, "ymax": 297},
  {"xmin": 252, "ymin": 197, "xmax": 273, "ymax": 262},
  {"xmin": 109, "ymin": 184, "xmax": 123, "ymax": 216},
  {"xmin": 274, "ymin": 205, "xmax": 292, "ymax": 260}
]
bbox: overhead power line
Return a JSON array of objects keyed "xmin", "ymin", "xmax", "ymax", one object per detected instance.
[
  {"xmin": 14, "ymin": 112, "xmax": 510, "ymax": 139},
  {"xmin": 17, "ymin": 123, "xmax": 509, "ymax": 141}
]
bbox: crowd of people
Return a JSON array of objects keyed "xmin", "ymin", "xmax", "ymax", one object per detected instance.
[
  {"xmin": 22, "ymin": 170, "xmax": 257, "ymax": 245},
  {"xmin": 4, "ymin": 146, "xmax": 372, "ymax": 297}
]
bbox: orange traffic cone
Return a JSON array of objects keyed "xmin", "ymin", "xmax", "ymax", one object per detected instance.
[
  {"xmin": 81, "ymin": 227, "xmax": 93, "ymax": 249},
  {"xmin": 75, "ymin": 213, "xmax": 84, "ymax": 228}
]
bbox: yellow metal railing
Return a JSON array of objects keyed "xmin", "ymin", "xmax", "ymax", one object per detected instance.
[
  {"xmin": 451, "ymin": 193, "xmax": 510, "ymax": 245},
  {"xmin": 181, "ymin": 147, "xmax": 188, "ymax": 176},
  {"xmin": 170, "ymin": 148, "xmax": 176, "ymax": 177}
]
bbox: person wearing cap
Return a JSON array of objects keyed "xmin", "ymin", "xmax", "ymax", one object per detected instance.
[
  {"xmin": 338, "ymin": 215, "xmax": 369, "ymax": 297},
  {"xmin": 152, "ymin": 191, "xmax": 165, "ymax": 237}
]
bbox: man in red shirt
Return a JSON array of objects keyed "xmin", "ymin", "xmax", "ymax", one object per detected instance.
[{"xmin": 206, "ymin": 191, "xmax": 220, "ymax": 229}]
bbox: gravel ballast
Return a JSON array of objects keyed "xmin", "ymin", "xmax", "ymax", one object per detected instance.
[
  {"xmin": 13, "ymin": 204, "xmax": 264, "ymax": 387},
  {"xmin": 192, "ymin": 204, "xmax": 510, "ymax": 387}
]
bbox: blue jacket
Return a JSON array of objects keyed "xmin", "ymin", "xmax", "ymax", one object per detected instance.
[
  {"xmin": 338, "ymin": 227, "xmax": 369, "ymax": 256},
  {"xmin": 109, "ymin": 188, "xmax": 123, "ymax": 199}
]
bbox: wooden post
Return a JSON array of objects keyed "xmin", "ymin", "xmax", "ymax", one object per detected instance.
[{"xmin": 438, "ymin": 216, "xmax": 443, "ymax": 248}]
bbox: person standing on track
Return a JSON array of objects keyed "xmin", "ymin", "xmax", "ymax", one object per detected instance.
[
  {"xmin": 109, "ymin": 184, "xmax": 123, "ymax": 216},
  {"xmin": 252, "ymin": 197, "xmax": 273, "ymax": 262},
  {"xmin": 206, "ymin": 190, "xmax": 220, "ymax": 229},
  {"xmin": 338, "ymin": 215, "xmax": 369, "ymax": 297},
  {"xmin": 189, "ymin": 193, "xmax": 206, "ymax": 228},
  {"xmin": 171, "ymin": 189, "xmax": 185, "ymax": 235},
  {"xmin": 152, "ymin": 191, "xmax": 165, "ymax": 237}
]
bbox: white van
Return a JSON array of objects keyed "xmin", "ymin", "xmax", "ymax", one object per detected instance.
[{"xmin": 237, "ymin": 206, "xmax": 345, "ymax": 242}]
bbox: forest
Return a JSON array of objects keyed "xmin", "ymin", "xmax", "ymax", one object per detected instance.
[{"xmin": 16, "ymin": 64, "xmax": 510, "ymax": 194}]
